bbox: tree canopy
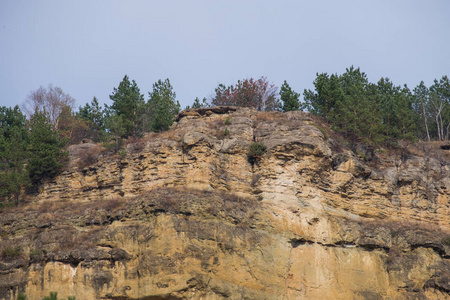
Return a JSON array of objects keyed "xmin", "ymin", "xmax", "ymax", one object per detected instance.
[
  {"xmin": 27, "ymin": 111, "xmax": 67, "ymax": 183},
  {"xmin": 280, "ymin": 80, "xmax": 300, "ymax": 112},
  {"xmin": 303, "ymin": 67, "xmax": 450, "ymax": 146},
  {"xmin": 211, "ymin": 77, "xmax": 280, "ymax": 111},
  {"xmin": 147, "ymin": 79, "xmax": 180, "ymax": 132},
  {"xmin": 109, "ymin": 75, "xmax": 145, "ymax": 137},
  {"xmin": 23, "ymin": 84, "xmax": 75, "ymax": 130},
  {"xmin": 0, "ymin": 106, "xmax": 29, "ymax": 204}
]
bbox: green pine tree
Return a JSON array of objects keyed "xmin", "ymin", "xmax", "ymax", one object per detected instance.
[
  {"xmin": 363, "ymin": 83, "xmax": 385, "ymax": 145},
  {"xmin": 27, "ymin": 112, "xmax": 67, "ymax": 183},
  {"xmin": 396, "ymin": 85, "xmax": 418, "ymax": 141},
  {"xmin": 77, "ymin": 97, "xmax": 107, "ymax": 141},
  {"xmin": 17, "ymin": 293, "xmax": 27, "ymax": 300},
  {"xmin": 109, "ymin": 75, "xmax": 145, "ymax": 137},
  {"xmin": 327, "ymin": 67, "xmax": 383, "ymax": 147},
  {"xmin": 0, "ymin": 106, "xmax": 30, "ymax": 205},
  {"xmin": 280, "ymin": 80, "xmax": 300, "ymax": 112},
  {"xmin": 148, "ymin": 79, "xmax": 180, "ymax": 132},
  {"xmin": 377, "ymin": 77, "xmax": 401, "ymax": 140},
  {"xmin": 303, "ymin": 73, "xmax": 345, "ymax": 120},
  {"xmin": 191, "ymin": 97, "xmax": 208, "ymax": 109},
  {"xmin": 78, "ymin": 97, "xmax": 105, "ymax": 130}
]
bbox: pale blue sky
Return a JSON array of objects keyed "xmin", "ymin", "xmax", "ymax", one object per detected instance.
[{"xmin": 1, "ymin": 0, "xmax": 449, "ymax": 110}]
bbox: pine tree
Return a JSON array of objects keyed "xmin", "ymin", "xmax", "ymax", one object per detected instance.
[
  {"xmin": 78, "ymin": 97, "xmax": 106, "ymax": 141},
  {"xmin": 396, "ymin": 85, "xmax": 418, "ymax": 140},
  {"xmin": 303, "ymin": 73, "xmax": 346, "ymax": 120},
  {"xmin": 23, "ymin": 85, "xmax": 75, "ymax": 131},
  {"xmin": 280, "ymin": 81, "xmax": 300, "ymax": 112},
  {"xmin": 0, "ymin": 106, "xmax": 29, "ymax": 205},
  {"xmin": 307, "ymin": 67, "xmax": 385, "ymax": 147},
  {"xmin": 78, "ymin": 97, "xmax": 105, "ymax": 130},
  {"xmin": 191, "ymin": 97, "xmax": 208, "ymax": 109},
  {"xmin": 27, "ymin": 112, "xmax": 67, "ymax": 183},
  {"xmin": 109, "ymin": 75, "xmax": 145, "ymax": 137},
  {"xmin": 148, "ymin": 79, "xmax": 180, "ymax": 132},
  {"xmin": 377, "ymin": 77, "xmax": 402, "ymax": 140},
  {"xmin": 326, "ymin": 67, "xmax": 367, "ymax": 146}
]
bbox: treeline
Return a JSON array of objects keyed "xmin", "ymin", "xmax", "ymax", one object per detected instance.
[
  {"xmin": 0, "ymin": 75, "xmax": 180, "ymax": 205},
  {"xmin": 1, "ymin": 69, "xmax": 449, "ymax": 205},
  {"xmin": 78, "ymin": 76, "xmax": 180, "ymax": 140},
  {"xmin": 202, "ymin": 68, "xmax": 449, "ymax": 146},
  {"xmin": 303, "ymin": 67, "xmax": 450, "ymax": 147}
]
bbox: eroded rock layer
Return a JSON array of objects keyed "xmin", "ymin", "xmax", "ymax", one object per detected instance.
[{"xmin": 1, "ymin": 107, "xmax": 449, "ymax": 300}]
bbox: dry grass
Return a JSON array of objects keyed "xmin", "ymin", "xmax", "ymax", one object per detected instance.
[
  {"xmin": 205, "ymin": 118, "xmax": 226, "ymax": 135},
  {"xmin": 7, "ymin": 188, "xmax": 259, "ymax": 229},
  {"xmin": 152, "ymin": 128, "xmax": 186, "ymax": 142},
  {"xmin": 355, "ymin": 218, "xmax": 450, "ymax": 266},
  {"xmin": 256, "ymin": 111, "xmax": 348, "ymax": 155},
  {"xmin": 255, "ymin": 111, "xmax": 285, "ymax": 123},
  {"xmin": 307, "ymin": 113, "xmax": 450, "ymax": 166},
  {"xmin": 75, "ymin": 144, "xmax": 104, "ymax": 169},
  {"xmin": 102, "ymin": 197, "xmax": 125, "ymax": 212},
  {"xmin": 359, "ymin": 218, "xmax": 450, "ymax": 241},
  {"xmin": 199, "ymin": 117, "xmax": 234, "ymax": 140},
  {"xmin": 36, "ymin": 200, "xmax": 59, "ymax": 214},
  {"xmin": 132, "ymin": 188, "xmax": 259, "ymax": 227},
  {"xmin": 371, "ymin": 140, "xmax": 450, "ymax": 172},
  {"xmin": 127, "ymin": 136, "xmax": 146, "ymax": 153},
  {"xmin": 411, "ymin": 141, "xmax": 450, "ymax": 162}
]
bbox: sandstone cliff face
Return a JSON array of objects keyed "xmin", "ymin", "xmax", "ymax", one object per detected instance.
[{"xmin": 0, "ymin": 107, "xmax": 449, "ymax": 300}]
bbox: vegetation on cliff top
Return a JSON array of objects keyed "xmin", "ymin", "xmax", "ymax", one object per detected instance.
[{"xmin": 0, "ymin": 67, "xmax": 449, "ymax": 206}]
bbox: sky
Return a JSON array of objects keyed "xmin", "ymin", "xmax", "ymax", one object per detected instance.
[{"xmin": 1, "ymin": 0, "xmax": 449, "ymax": 111}]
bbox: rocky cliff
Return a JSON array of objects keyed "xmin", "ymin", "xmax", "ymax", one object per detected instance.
[{"xmin": 1, "ymin": 107, "xmax": 449, "ymax": 300}]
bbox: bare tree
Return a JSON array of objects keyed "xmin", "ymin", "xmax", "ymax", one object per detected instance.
[
  {"xmin": 429, "ymin": 76, "xmax": 450, "ymax": 141},
  {"xmin": 211, "ymin": 77, "xmax": 279, "ymax": 111},
  {"xmin": 256, "ymin": 77, "xmax": 279, "ymax": 111},
  {"xmin": 413, "ymin": 81, "xmax": 431, "ymax": 141},
  {"xmin": 23, "ymin": 84, "xmax": 75, "ymax": 130}
]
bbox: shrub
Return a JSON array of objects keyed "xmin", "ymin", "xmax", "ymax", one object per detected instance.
[
  {"xmin": 76, "ymin": 145, "xmax": 103, "ymax": 169},
  {"xmin": 2, "ymin": 246, "xmax": 22, "ymax": 258},
  {"xmin": 247, "ymin": 142, "xmax": 267, "ymax": 164},
  {"xmin": 103, "ymin": 138, "xmax": 124, "ymax": 154},
  {"xmin": 103, "ymin": 197, "xmax": 124, "ymax": 212},
  {"xmin": 17, "ymin": 293, "xmax": 27, "ymax": 300},
  {"xmin": 42, "ymin": 291, "xmax": 75, "ymax": 300},
  {"xmin": 30, "ymin": 248, "xmax": 45, "ymax": 263},
  {"xmin": 118, "ymin": 148, "xmax": 127, "ymax": 158},
  {"xmin": 43, "ymin": 292, "xmax": 58, "ymax": 300},
  {"xmin": 128, "ymin": 137, "xmax": 146, "ymax": 153},
  {"xmin": 224, "ymin": 116, "xmax": 231, "ymax": 125}
]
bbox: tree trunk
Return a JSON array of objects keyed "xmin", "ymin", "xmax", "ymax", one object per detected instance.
[
  {"xmin": 446, "ymin": 122, "xmax": 450, "ymax": 141},
  {"xmin": 436, "ymin": 115, "xmax": 442, "ymax": 141},
  {"xmin": 420, "ymin": 100, "xmax": 431, "ymax": 141}
]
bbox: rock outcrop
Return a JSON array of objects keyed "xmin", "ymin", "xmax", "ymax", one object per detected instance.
[{"xmin": 0, "ymin": 107, "xmax": 449, "ymax": 299}]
